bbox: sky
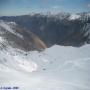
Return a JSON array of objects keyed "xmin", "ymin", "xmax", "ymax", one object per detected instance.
[{"xmin": 0, "ymin": 0, "xmax": 90, "ymax": 16}]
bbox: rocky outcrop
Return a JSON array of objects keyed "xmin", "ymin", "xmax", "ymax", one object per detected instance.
[{"xmin": 0, "ymin": 20, "xmax": 47, "ymax": 51}]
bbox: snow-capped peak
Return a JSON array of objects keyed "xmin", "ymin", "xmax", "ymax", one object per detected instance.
[{"xmin": 69, "ymin": 14, "xmax": 81, "ymax": 20}]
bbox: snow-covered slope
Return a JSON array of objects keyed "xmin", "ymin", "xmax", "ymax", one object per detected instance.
[
  {"xmin": 0, "ymin": 47, "xmax": 37, "ymax": 72},
  {"xmin": 0, "ymin": 44, "xmax": 90, "ymax": 90},
  {"xmin": 0, "ymin": 20, "xmax": 23, "ymax": 38},
  {"xmin": 0, "ymin": 20, "xmax": 90, "ymax": 90}
]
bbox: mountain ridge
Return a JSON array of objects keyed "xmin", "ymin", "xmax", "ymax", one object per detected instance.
[
  {"xmin": 0, "ymin": 12, "xmax": 90, "ymax": 47},
  {"xmin": 0, "ymin": 20, "xmax": 47, "ymax": 51}
]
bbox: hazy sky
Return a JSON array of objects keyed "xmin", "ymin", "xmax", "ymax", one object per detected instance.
[{"xmin": 0, "ymin": 0, "xmax": 90, "ymax": 16}]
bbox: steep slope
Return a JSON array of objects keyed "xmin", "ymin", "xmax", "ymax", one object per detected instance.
[
  {"xmin": 0, "ymin": 20, "xmax": 46, "ymax": 51},
  {"xmin": 0, "ymin": 20, "xmax": 89, "ymax": 90},
  {"xmin": 0, "ymin": 13, "xmax": 90, "ymax": 90},
  {"xmin": 0, "ymin": 12, "xmax": 90, "ymax": 47}
]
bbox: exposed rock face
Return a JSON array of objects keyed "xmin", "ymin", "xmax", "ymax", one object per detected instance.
[
  {"xmin": 0, "ymin": 20, "xmax": 47, "ymax": 51},
  {"xmin": 0, "ymin": 12, "xmax": 90, "ymax": 47}
]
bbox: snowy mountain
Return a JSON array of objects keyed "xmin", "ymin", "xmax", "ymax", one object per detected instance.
[
  {"xmin": 0, "ymin": 14, "xmax": 90, "ymax": 90},
  {"xmin": 0, "ymin": 12, "xmax": 90, "ymax": 47},
  {"xmin": 0, "ymin": 20, "xmax": 46, "ymax": 51},
  {"xmin": 69, "ymin": 14, "xmax": 81, "ymax": 20}
]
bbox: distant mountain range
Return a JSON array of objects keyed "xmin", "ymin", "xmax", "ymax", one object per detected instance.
[{"xmin": 0, "ymin": 12, "xmax": 90, "ymax": 49}]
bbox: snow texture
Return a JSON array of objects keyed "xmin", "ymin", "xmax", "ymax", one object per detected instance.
[
  {"xmin": 0, "ymin": 44, "xmax": 90, "ymax": 90},
  {"xmin": 69, "ymin": 14, "xmax": 81, "ymax": 20}
]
